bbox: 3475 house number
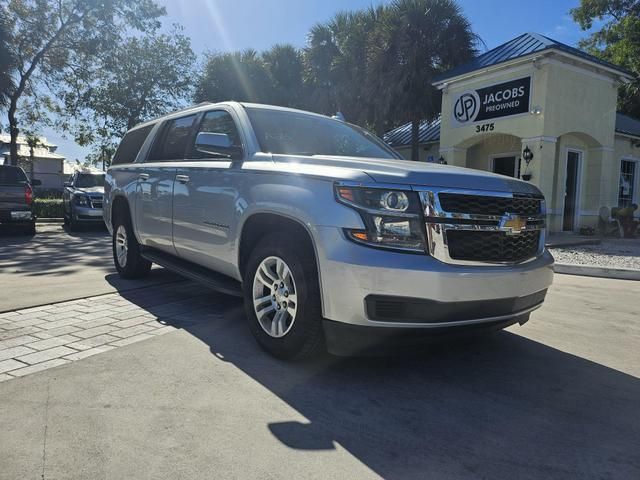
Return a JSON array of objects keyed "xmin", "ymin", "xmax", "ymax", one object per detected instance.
[{"xmin": 475, "ymin": 123, "xmax": 495, "ymax": 133}]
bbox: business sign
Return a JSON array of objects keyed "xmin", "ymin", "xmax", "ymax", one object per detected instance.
[{"xmin": 452, "ymin": 76, "xmax": 531, "ymax": 127}]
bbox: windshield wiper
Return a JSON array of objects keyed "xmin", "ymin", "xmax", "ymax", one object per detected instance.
[{"xmin": 203, "ymin": 151, "xmax": 232, "ymax": 159}]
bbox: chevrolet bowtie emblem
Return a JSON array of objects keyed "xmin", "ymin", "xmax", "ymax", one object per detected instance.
[{"xmin": 500, "ymin": 213, "xmax": 527, "ymax": 236}]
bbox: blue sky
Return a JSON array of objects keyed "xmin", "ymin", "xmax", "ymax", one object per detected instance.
[{"xmin": 43, "ymin": 0, "xmax": 590, "ymax": 163}]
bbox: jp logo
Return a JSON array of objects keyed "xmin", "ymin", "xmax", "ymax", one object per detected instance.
[{"xmin": 453, "ymin": 91, "xmax": 480, "ymax": 123}]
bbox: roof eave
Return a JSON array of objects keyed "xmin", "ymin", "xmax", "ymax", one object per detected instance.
[{"xmin": 433, "ymin": 48, "xmax": 634, "ymax": 88}]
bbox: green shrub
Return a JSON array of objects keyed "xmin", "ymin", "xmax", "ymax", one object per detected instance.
[{"xmin": 33, "ymin": 198, "xmax": 64, "ymax": 218}]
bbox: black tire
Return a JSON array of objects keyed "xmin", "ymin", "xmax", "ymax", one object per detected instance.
[
  {"xmin": 23, "ymin": 222, "xmax": 36, "ymax": 236},
  {"xmin": 243, "ymin": 232, "xmax": 325, "ymax": 360},
  {"xmin": 68, "ymin": 209, "xmax": 78, "ymax": 231},
  {"xmin": 112, "ymin": 208, "xmax": 151, "ymax": 279}
]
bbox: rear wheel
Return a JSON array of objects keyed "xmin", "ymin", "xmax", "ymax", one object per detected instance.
[
  {"xmin": 23, "ymin": 222, "xmax": 36, "ymax": 236},
  {"xmin": 112, "ymin": 209, "xmax": 151, "ymax": 279},
  {"xmin": 243, "ymin": 233, "xmax": 324, "ymax": 360}
]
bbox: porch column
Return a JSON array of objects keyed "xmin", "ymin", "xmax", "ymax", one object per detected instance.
[
  {"xmin": 521, "ymin": 137, "xmax": 559, "ymax": 231},
  {"xmin": 590, "ymin": 147, "xmax": 617, "ymax": 208}
]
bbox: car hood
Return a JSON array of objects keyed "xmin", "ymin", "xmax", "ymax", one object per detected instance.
[
  {"xmin": 272, "ymin": 155, "xmax": 542, "ymax": 195},
  {"xmin": 75, "ymin": 186, "xmax": 104, "ymax": 195}
]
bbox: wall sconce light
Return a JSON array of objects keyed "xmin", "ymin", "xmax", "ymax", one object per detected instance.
[
  {"xmin": 521, "ymin": 146, "xmax": 534, "ymax": 181},
  {"xmin": 438, "ymin": 156, "xmax": 447, "ymax": 165}
]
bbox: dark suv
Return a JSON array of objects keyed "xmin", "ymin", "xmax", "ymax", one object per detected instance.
[{"xmin": 0, "ymin": 165, "xmax": 40, "ymax": 235}]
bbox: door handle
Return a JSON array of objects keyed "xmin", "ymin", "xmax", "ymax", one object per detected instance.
[
  {"xmin": 138, "ymin": 173, "xmax": 149, "ymax": 181},
  {"xmin": 176, "ymin": 174, "xmax": 190, "ymax": 184}
]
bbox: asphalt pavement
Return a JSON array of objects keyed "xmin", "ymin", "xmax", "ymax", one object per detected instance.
[
  {"xmin": 0, "ymin": 273, "xmax": 638, "ymax": 479},
  {"xmin": 0, "ymin": 223, "xmax": 180, "ymax": 311}
]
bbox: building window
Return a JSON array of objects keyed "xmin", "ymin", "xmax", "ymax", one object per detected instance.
[
  {"xmin": 619, "ymin": 160, "xmax": 637, "ymax": 207},
  {"xmin": 491, "ymin": 155, "xmax": 521, "ymax": 178}
]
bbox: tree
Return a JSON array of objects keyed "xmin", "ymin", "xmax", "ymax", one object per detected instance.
[
  {"xmin": 262, "ymin": 44, "xmax": 305, "ymax": 108},
  {"xmin": 368, "ymin": 0, "xmax": 479, "ymax": 160},
  {"xmin": 61, "ymin": 27, "xmax": 195, "ymax": 155},
  {"xmin": 24, "ymin": 132, "xmax": 41, "ymax": 181},
  {"xmin": 194, "ymin": 50, "xmax": 273, "ymax": 104},
  {"xmin": 1, "ymin": 0, "xmax": 165, "ymax": 165},
  {"xmin": 0, "ymin": 9, "xmax": 15, "ymax": 108},
  {"xmin": 304, "ymin": 8, "xmax": 384, "ymax": 127},
  {"xmin": 571, "ymin": 0, "xmax": 640, "ymax": 118}
]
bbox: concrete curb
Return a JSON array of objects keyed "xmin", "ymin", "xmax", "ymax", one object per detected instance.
[
  {"xmin": 546, "ymin": 239, "xmax": 601, "ymax": 248},
  {"xmin": 554, "ymin": 263, "xmax": 640, "ymax": 281},
  {"xmin": 36, "ymin": 218, "xmax": 63, "ymax": 224}
]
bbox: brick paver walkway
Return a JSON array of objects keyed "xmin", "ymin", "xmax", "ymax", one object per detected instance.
[{"xmin": 0, "ymin": 281, "xmax": 231, "ymax": 381}]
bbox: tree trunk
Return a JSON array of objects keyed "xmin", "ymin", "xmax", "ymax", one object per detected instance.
[
  {"xmin": 8, "ymin": 98, "xmax": 19, "ymax": 166},
  {"xmin": 410, "ymin": 118, "xmax": 420, "ymax": 161}
]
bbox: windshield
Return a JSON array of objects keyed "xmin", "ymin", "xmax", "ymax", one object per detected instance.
[
  {"xmin": 0, "ymin": 166, "xmax": 28, "ymax": 185},
  {"xmin": 245, "ymin": 107, "xmax": 400, "ymax": 159},
  {"xmin": 76, "ymin": 174, "xmax": 105, "ymax": 188}
]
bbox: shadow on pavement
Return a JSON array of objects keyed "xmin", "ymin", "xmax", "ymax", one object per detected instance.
[
  {"xmin": 108, "ymin": 279, "xmax": 640, "ymax": 479},
  {"xmin": 0, "ymin": 223, "xmax": 110, "ymax": 276}
]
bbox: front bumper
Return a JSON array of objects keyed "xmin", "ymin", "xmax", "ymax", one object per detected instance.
[
  {"xmin": 72, "ymin": 206, "xmax": 104, "ymax": 222},
  {"xmin": 314, "ymin": 226, "xmax": 554, "ymax": 329}
]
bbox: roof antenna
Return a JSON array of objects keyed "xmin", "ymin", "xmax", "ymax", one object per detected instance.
[{"xmin": 332, "ymin": 112, "xmax": 345, "ymax": 122}]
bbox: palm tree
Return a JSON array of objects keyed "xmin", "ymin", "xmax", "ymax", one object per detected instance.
[
  {"xmin": 304, "ymin": 8, "xmax": 383, "ymax": 125},
  {"xmin": 194, "ymin": 50, "xmax": 272, "ymax": 104},
  {"xmin": 262, "ymin": 44, "xmax": 305, "ymax": 108},
  {"xmin": 369, "ymin": 0, "xmax": 480, "ymax": 160}
]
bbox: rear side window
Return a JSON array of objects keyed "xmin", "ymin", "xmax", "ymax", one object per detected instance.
[
  {"xmin": 112, "ymin": 125, "xmax": 154, "ymax": 165},
  {"xmin": 0, "ymin": 166, "xmax": 28, "ymax": 185},
  {"xmin": 149, "ymin": 114, "xmax": 197, "ymax": 161}
]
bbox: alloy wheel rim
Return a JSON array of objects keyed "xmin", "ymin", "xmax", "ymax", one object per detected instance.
[
  {"xmin": 252, "ymin": 256, "xmax": 298, "ymax": 338},
  {"xmin": 115, "ymin": 225, "xmax": 128, "ymax": 268}
]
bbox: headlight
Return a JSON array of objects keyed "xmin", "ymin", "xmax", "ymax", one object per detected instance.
[
  {"xmin": 335, "ymin": 184, "xmax": 425, "ymax": 252},
  {"xmin": 74, "ymin": 195, "xmax": 90, "ymax": 206}
]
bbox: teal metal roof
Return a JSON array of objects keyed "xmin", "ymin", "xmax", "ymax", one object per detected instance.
[
  {"xmin": 616, "ymin": 113, "xmax": 640, "ymax": 138},
  {"xmin": 383, "ymin": 117, "xmax": 441, "ymax": 147},
  {"xmin": 434, "ymin": 32, "xmax": 633, "ymax": 83}
]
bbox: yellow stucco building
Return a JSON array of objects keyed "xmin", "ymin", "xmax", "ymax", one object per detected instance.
[{"xmin": 385, "ymin": 33, "xmax": 640, "ymax": 233}]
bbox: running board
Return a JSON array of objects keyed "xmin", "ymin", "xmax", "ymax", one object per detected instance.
[{"xmin": 141, "ymin": 248, "xmax": 243, "ymax": 297}]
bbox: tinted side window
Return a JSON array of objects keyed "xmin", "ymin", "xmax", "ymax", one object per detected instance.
[
  {"xmin": 111, "ymin": 125, "xmax": 154, "ymax": 165},
  {"xmin": 0, "ymin": 166, "xmax": 28, "ymax": 185},
  {"xmin": 189, "ymin": 110, "xmax": 241, "ymax": 159},
  {"xmin": 149, "ymin": 115, "xmax": 197, "ymax": 161}
]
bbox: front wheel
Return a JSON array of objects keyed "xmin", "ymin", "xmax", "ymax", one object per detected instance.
[
  {"xmin": 112, "ymin": 211, "xmax": 151, "ymax": 279},
  {"xmin": 243, "ymin": 233, "xmax": 325, "ymax": 360}
]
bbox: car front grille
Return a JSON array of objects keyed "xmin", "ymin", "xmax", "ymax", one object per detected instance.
[
  {"xmin": 439, "ymin": 193, "xmax": 542, "ymax": 217},
  {"xmin": 419, "ymin": 189, "xmax": 545, "ymax": 265},
  {"xmin": 446, "ymin": 230, "xmax": 541, "ymax": 263}
]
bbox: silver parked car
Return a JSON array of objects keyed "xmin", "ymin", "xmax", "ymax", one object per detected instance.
[
  {"xmin": 103, "ymin": 102, "xmax": 554, "ymax": 359},
  {"xmin": 63, "ymin": 171, "xmax": 106, "ymax": 229}
]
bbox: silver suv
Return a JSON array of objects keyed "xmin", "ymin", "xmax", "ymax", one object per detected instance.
[{"xmin": 104, "ymin": 102, "xmax": 554, "ymax": 359}]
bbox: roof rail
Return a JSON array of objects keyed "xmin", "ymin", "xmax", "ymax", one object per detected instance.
[
  {"xmin": 168, "ymin": 101, "xmax": 213, "ymax": 116},
  {"xmin": 132, "ymin": 102, "xmax": 214, "ymax": 129}
]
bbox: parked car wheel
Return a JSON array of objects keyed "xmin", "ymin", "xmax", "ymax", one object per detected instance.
[
  {"xmin": 243, "ymin": 232, "xmax": 325, "ymax": 360},
  {"xmin": 24, "ymin": 222, "xmax": 36, "ymax": 236},
  {"xmin": 112, "ymin": 210, "xmax": 151, "ymax": 279}
]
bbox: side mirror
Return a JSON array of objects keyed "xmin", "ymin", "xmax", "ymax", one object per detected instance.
[
  {"xmin": 32, "ymin": 179, "xmax": 42, "ymax": 186},
  {"xmin": 195, "ymin": 132, "xmax": 241, "ymax": 159}
]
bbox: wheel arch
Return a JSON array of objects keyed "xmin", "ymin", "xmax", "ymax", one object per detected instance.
[{"xmin": 238, "ymin": 212, "xmax": 324, "ymax": 314}]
